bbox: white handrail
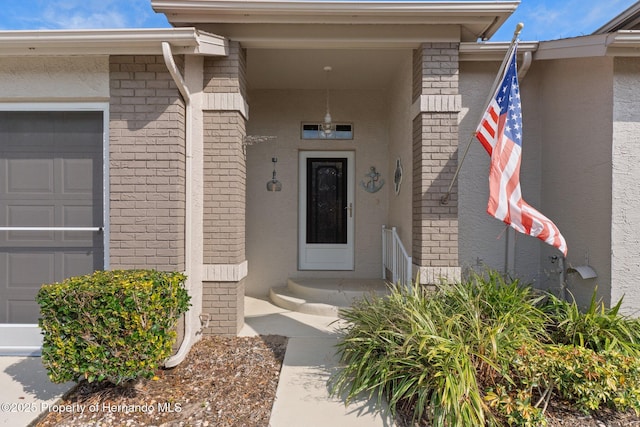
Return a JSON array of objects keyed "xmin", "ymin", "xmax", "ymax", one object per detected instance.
[{"xmin": 382, "ymin": 225, "xmax": 413, "ymax": 287}]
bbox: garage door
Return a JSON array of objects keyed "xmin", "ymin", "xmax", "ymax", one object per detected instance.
[{"xmin": 0, "ymin": 111, "xmax": 104, "ymax": 331}]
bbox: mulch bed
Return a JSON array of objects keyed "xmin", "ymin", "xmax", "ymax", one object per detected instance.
[{"xmin": 35, "ymin": 335, "xmax": 287, "ymax": 427}]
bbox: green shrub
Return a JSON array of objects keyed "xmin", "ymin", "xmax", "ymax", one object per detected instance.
[
  {"xmin": 37, "ymin": 269, "xmax": 190, "ymax": 384},
  {"xmin": 510, "ymin": 344, "xmax": 640, "ymax": 415},
  {"xmin": 543, "ymin": 290, "xmax": 640, "ymax": 356},
  {"xmin": 332, "ymin": 272, "xmax": 549, "ymax": 427},
  {"xmin": 333, "ymin": 270, "xmax": 640, "ymax": 426}
]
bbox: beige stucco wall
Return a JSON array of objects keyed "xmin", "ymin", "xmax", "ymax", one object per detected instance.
[
  {"xmin": 459, "ymin": 56, "xmax": 616, "ymax": 306},
  {"xmin": 611, "ymin": 57, "xmax": 640, "ymax": 315},
  {"xmin": 0, "ymin": 56, "xmax": 109, "ymax": 101},
  {"xmin": 458, "ymin": 61, "xmax": 541, "ymax": 282},
  {"xmin": 387, "ymin": 51, "xmax": 414, "ymax": 248},
  {"xmin": 245, "ymin": 89, "xmax": 391, "ymax": 297},
  {"xmin": 537, "ymin": 57, "xmax": 613, "ymax": 307}
]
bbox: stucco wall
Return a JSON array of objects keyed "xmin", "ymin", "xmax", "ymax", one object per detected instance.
[
  {"xmin": 387, "ymin": 51, "xmax": 413, "ymax": 248},
  {"xmin": 245, "ymin": 89, "xmax": 390, "ymax": 297},
  {"xmin": 537, "ymin": 57, "xmax": 613, "ymax": 307},
  {"xmin": 611, "ymin": 57, "xmax": 640, "ymax": 315},
  {"xmin": 0, "ymin": 56, "xmax": 109, "ymax": 101},
  {"xmin": 458, "ymin": 61, "xmax": 540, "ymax": 282}
]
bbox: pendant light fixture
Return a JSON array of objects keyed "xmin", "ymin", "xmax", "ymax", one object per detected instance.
[
  {"xmin": 266, "ymin": 157, "xmax": 282, "ymax": 192},
  {"xmin": 322, "ymin": 65, "xmax": 333, "ymax": 137}
]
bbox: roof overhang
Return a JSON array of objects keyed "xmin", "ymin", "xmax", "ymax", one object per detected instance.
[
  {"xmin": 0, "ymin": 28, "xmax": 228, "ymax": 57},
  {"xmin": 459, "ymin": 41, "xmax": 538, "ymax": 61},
  {"xmin": 593, "ymin": 2, "xmax": 640, "ymax": 34},
  {"xmin": 535, "ymin": 31, "xmax": 640, "ymax": 60},
  {"xmin": 152, "ymin": 0, "xmax": 520, "ymax": 43}
]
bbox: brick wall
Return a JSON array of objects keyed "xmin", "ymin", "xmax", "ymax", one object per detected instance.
[
  {"xmin": 202, "ymin": 111, "xmax": 246, "ymax": 264},
  {"xmin": 201, "ymin": 42, "xmax": 248, "ymax": 336},
  {"xmin": 203, "ymin": 41, "xmax": 247, "ymax": 99},
  {"xmin": 109, "ymin": 55, "xmax": 186, "ymax": 271},
  {"xmin": 202, "ymin": 279, "xmax": 245, "ymax": 336},
  {"xmin": 412, "ymin": 43, "xmax": 460, "ymax": 275}
]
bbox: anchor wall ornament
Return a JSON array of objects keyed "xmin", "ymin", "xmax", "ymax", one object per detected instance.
[{"xmin": 360, "ymin": 166, "xmax": 384, "ymax": 193}]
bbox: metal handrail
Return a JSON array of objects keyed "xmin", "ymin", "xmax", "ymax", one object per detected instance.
[{"xmin": 0, "ymin": 227, "xmax": 103, "ymax": 232}]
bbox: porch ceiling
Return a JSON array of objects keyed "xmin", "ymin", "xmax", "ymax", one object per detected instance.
[{"xmin": 247, "ymin": 48, "xmax": 409, "ymax": 90}]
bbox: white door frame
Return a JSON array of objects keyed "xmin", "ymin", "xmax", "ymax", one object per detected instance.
[
  {"xmin": 298, "ymin": 151, "xmax": 355, "ymax": 270},
  {"xmin": 0, "ymin": 102, "xmax": 109, "ymax": 356}
]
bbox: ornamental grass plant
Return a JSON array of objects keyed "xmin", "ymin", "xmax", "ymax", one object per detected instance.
[{"xmin": 332, "ymin": 270, "xmax": 640, "ymax": 426}]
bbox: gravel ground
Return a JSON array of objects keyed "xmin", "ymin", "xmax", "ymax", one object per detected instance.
[{"xmin": 34, "ymin": 334, "xmax": 640, "ymax": 426}]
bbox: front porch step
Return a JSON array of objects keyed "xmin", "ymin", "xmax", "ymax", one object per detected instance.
[{"xmin": 269, "ymin": 278, "xmax": 390, "ymax": 317}]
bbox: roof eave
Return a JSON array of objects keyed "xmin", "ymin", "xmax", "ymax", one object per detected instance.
[
  {"xmin": 0, "ymin": 28, "xmax": 228, "ymax": 57},
  {"xmin": 593, "ymin": 2, "xmax": 640, "ymax": 35},
  {"xmin": 459, "ymin": 41, "xmax": 538, "ymax": 61},
  {"xmin": 534, "ymin": 31, "xmax": 640, "ymax": 60},
  {"xmin": 152, "ymin": 0, "xmax": 519, "ymax": 41}
]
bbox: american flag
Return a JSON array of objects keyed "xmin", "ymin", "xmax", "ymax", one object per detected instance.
[{"xmin": 476, "ymin": 42, "xmax": 567, "ymax": 256}]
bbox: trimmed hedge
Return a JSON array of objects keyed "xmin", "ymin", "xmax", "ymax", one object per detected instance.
[{"xmin": 37, "ymin": 269, "xmax": 190, "ymax": 384}]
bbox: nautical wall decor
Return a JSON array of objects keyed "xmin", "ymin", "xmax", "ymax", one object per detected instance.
[
  {"xmin": 360, "ymin": 166, "xmax": 384, "ymax": 193},
  {"xmin": 394, "ymin": 158, "xmax": 403, "ymax": 195}
]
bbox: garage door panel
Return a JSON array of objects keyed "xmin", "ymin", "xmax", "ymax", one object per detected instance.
[
  {"xmin": 7, "ymin": 300, "xmax": 40, "ymax": 324},
  {"xmin": 6, "ymin": 206, "xmax": 55, "ymax": 241},
  {"xmin": 62, "ymin": 251, "xmax": 98, "ymax": 279},
  {"xmin": 62, "ymin": 205, "xmax": 94, "ymax": 226},
  {"xmin": 7, "ymin": 158, "xmax": 54, "ymax": 193},
  {"xmin": 62, "ymin": 158, "xmax": 95, "ymax": 194},
  {"xmin": 8, "ymin": 252, "xmax": 55, "ymax": 288}
]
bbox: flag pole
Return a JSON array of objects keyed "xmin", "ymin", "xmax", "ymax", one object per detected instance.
[{"xmin": 440, "ymin": 23, "xmax": 524, "ymax": 205}]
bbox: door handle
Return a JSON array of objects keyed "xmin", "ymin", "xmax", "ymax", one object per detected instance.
[{"xmin": 345, "ymin": 203, "xmax": 353, "ymax": 218}]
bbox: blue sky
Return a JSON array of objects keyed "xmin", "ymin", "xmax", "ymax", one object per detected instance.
[{"xmin": 0, "ymin": 0, "xmax": 637, "ymax": 42}]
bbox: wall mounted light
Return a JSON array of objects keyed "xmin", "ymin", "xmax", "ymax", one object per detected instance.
[{"xmin": 266, "ymin": 157, "xmax": 282, "ymax": 192}]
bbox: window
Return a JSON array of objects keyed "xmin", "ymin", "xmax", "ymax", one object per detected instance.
[{"xmin": 301, "ymin": 123, "xmax": 353, "ymax": 140}]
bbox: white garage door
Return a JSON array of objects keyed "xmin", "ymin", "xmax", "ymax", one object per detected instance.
[{"xmin": 0, "ymin": 111, "xmax": 104, "ymax": 350}]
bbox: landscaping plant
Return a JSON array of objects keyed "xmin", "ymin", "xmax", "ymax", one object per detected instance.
[
  {"xmin": 37, "ymin": 269, "xmax": 190, "ymax": 384},
  {"xmin": 332, "ymin": 270, "xmax": 640, "ymax": 426}
]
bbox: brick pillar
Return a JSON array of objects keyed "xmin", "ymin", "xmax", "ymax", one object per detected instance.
[
  {"xmin": 109, "ymin": 55, "xmax": 186, "ymax": 271},
  {"xmin": 201, "ymin": 42, "xmax": 248, "ymax": 336},
  {"xmin": 412, "ymin": 43, "xmax": 461, "ymax": 284}
]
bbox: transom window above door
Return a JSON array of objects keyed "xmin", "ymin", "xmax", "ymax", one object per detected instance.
[{"xmin": 301, "ymin": 123, "xmax": 353, "ymax": 140}]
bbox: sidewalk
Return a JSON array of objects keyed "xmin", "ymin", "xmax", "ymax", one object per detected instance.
[
  {"xmin": 0, "ymin": 296, "xmax": 393, "ymax": 426},
  {"xmin": 240, "ymin": 296, "xmax": 394, "ymax": 427},
  {"xmin": 0, "ymin": 357, "xmax": 73, "ymax": 426}
]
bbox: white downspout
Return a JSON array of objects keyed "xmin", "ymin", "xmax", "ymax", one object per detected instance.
[{"xmin": 162, "ymin": 41, "xmax": 193, "ymax": 368}]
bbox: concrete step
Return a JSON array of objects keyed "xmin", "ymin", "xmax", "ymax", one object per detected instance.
[{"xmin": 269, "ymin": 278, "xmax": 390, "ymax": 317}]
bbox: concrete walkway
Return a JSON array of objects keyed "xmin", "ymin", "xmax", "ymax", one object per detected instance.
[
  {"xmin": 0, "ymin": 296, "xmax": 393, "ymax": 426},
  {"xmin": 240, "ymin": 296, "xmax": 394, "ymax": 427},
  {"xmin": 0, "ymin": 357, "xmax": 73, "ymax": 426}
]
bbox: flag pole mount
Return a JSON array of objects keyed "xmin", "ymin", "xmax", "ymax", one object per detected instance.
[{"xmin": 439, "ymin": 22, "xmax": 524, "ymax": 206}]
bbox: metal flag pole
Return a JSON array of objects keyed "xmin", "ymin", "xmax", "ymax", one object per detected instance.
[{"xmin": 440, "ymin": 23, "xmax": 524, "ymax": 205}]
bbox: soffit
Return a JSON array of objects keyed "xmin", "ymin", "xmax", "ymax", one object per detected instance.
[
  {"xmin": 152, "ymin": 0, "xmax": 520, "ymax": 43},
  {"xmin": 0, "ymin": 28, "xmax": 227, "ymax": 57}
]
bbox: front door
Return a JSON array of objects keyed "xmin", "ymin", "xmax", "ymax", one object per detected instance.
[
  {"xmin": 0, "ymin": 109, "xmax": 105, "ymax": 354},
  {"xmin": 299, "ymin": 151, "xmax": 354, "ymax": 270}
]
